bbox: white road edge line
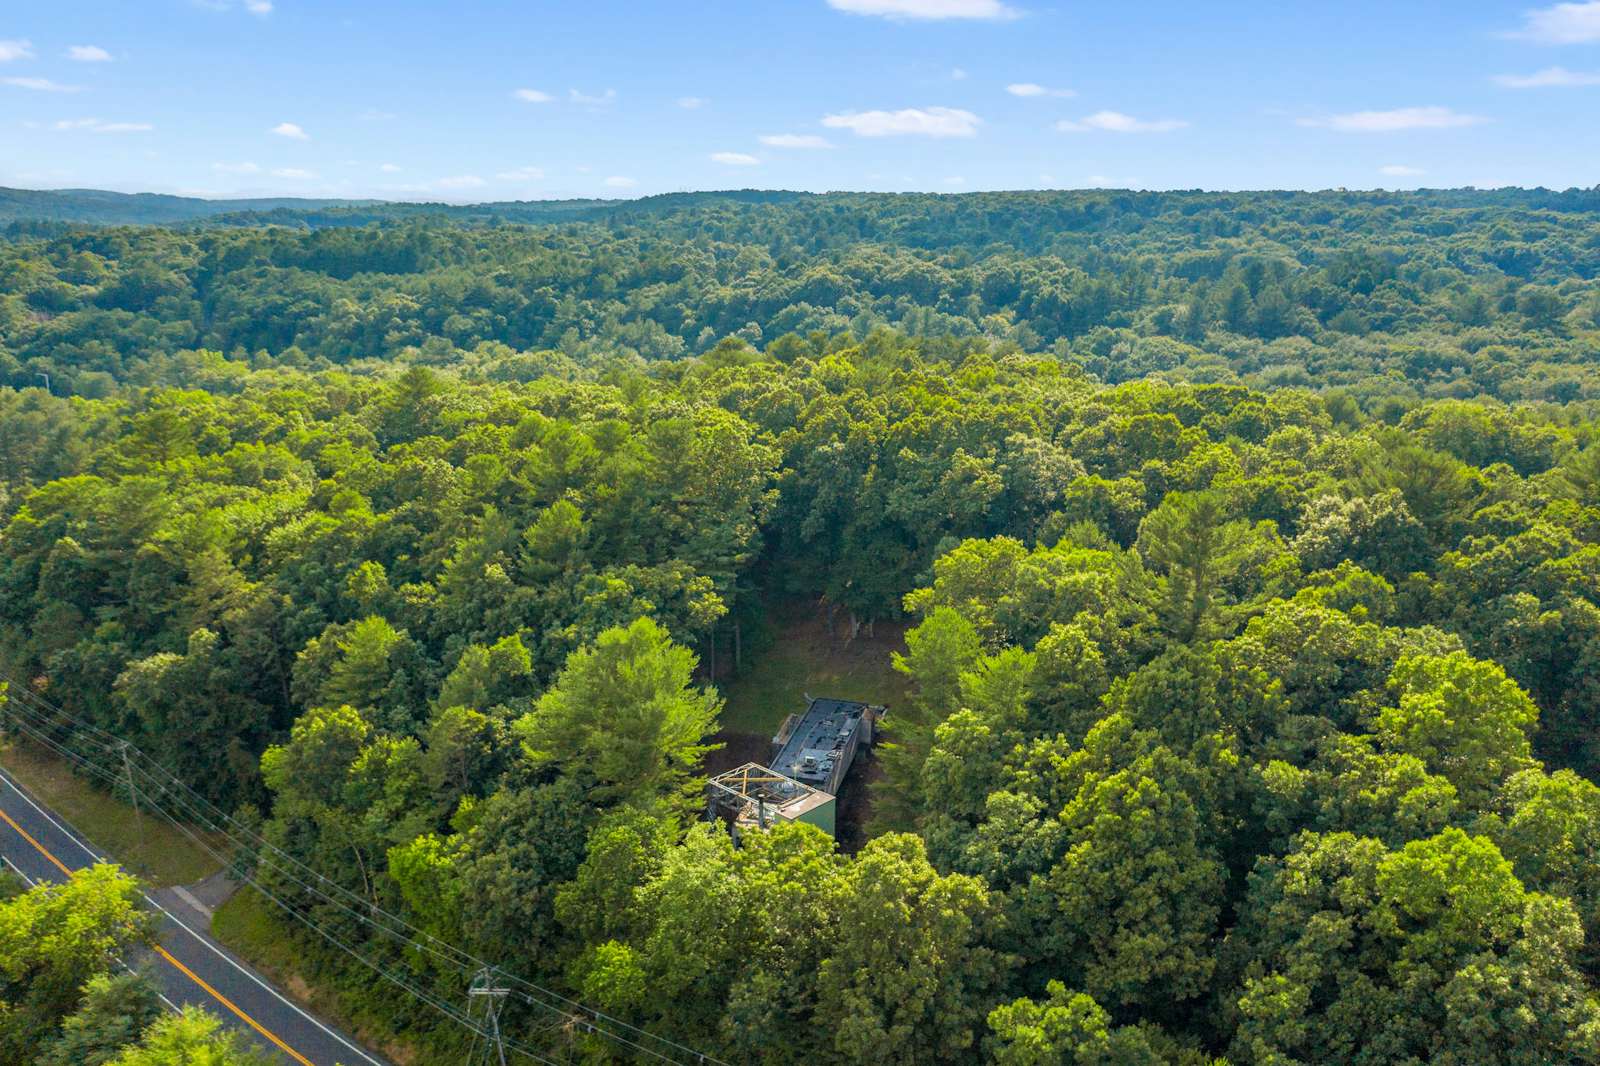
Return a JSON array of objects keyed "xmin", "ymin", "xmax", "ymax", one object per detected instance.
[{"xmin": 0, "ymin": 767, "xmax": 386, "ymax": 1066}]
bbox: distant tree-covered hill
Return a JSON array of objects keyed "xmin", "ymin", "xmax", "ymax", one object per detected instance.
[
  {"xmin": 0, "ymin": 185, "xmax": 817, "ymax": 229},
  {"xmin": 0, "ymin": 186, "xmax": 379, "ymax": 225},
  {"xmin": 4, "ymin": 186, "xmax": 1599, "ymax": 403}
]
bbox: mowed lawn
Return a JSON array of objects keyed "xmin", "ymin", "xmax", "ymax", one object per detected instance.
[
  {"xmin": 0, "ymin": 741, "xmax": 224, "ymax": 887},
  {"xmin": 716, "ymin": 602, "xmax": 911, "ymax": 738}
]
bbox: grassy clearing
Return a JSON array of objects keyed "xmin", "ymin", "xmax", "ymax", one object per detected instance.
[
  {"xmin": 718, "ymin": 602, "xmax": 911, "ymax": 736},
  {"xmin": 0, "ymin": 741, "xmax": 223, "ymax": 887},
  {"xmin": 212, "ymin": 887, "xmax": 429, "ymax": 1065}
]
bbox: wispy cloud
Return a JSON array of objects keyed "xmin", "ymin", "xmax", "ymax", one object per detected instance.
[
  {"xmin": 1380, "ymin": 164, "xmax": 1425, "ymax": 176},
  {"xmin": 494, "ymin": 165, "xmax": 545, "ymax": 181},
  {"xmin": 1505, "ymin": 0, "xmax": 1600, "ymax": 43},
  {"xmin": 1056, "ymin": 110, "xmax": 1187, "ymax": 133},
  {"xmin": 951, "ymin": 67, "xmax": 968, "ymax": 80},
  {"xmin": 379, "ymin": 162, "xmax": 402, "ymax": 173},
  {"xmin": 271, "ymin": 167, "xmax": 315, "ymax": 179},
  {"xmin": 711, "ymin": 151, "xmax": 761, "ymax": 165},
  {"xmin": 513, "ymin": 88, "xmax": 552, "ymax": 103},
  {"xmin": 1007, "ymin": 82, "xmax": 1074, "ymax": 98},
  {"xmin": 569, "ymin": 88, "xmax": 617, "ymax": 107},
  {"xmin": 1296, "ymin": 106, "xmax": 1484, "ymax": 132},
  {"xmin": 213, "ymin": 161, "xmax": 261, "ymax": 174},
  {"xmin": 759, "ymin": 133, "xmax": 834, "ymax": 148},
  {"xmin": 0, "ymin": 40, "xmax": 33, "ymax": 62},
  {"xmin": 822, "ymin": 105, "xmax": 981, "ymax": 137},
  {"xmin": 436, "ymin": 175, "xmax": 486, "ymax": 189},
  {"xmin": 1494, "ymin": 65, "xmax": 1600, "ymax": 88},
  {"xmin": 826, "ymin": 0, "xmax": 1019, "ymax": 20},
  {"xmin": 270, "ymin": 121, "xmax": 309, "ymax": 139},
  {"xmin": 358, "ymin": 108, "xmax": 397, "ymax": 121},
  {"xmin": 54, "ymin": 117, "xmax": 153, "ymax": 133},
  {"xmin": 677, "ymin": 96, "xmax": 707, "ymax": 109},
  {"xmin": 195, "ymin": 0, "xmax": 273, "ymax": 14},
  {"xmin": 66, "ymin": 45, "xmax": 113, "ymax": 62},
  {"xmin": 3, "ymin": 76, "xmax": 83, "ymax": 92},
  {"xmin": 603, "ymin": 175, "xmax": 637, "ymax": 188}
]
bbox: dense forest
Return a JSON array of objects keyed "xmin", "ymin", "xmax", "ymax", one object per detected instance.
[
  {"xmin": 6, "ymin": 187, "xmax": 1600, "ymax": 404},
  {"xmin": 4, "ymin": 188, "xmax": 1600, "ymax": 1063}
]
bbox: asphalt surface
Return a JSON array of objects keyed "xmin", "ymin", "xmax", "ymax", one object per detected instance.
[{"xmin": 0, "ymin": 764, "xmax": 389, "ymax": 1066}]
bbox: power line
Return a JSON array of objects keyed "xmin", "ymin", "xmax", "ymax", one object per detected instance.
[
  {"xmin": 122, "ymin": 754, "xmax": 703, "ymax": 1066},
  {"xmin": 8, "ymin": 685, "xmax": 731, "ymax": 1066},
  {"xmin": 0, "ymin": 697, "xmax": 124, "ymax": 787},
  {"xmin": 0, "ymin": 677, "xmax": 729, "ymax": 1066},
  {"xmin": 100, "ymin": 754, "xmax": 562, "ymax": 1066},
  {"xmin": 0, "ymin": 681, "xmax": 721, "ymax": 1064},
  {"xmin": 0, "ymin": 698, "xmax": 579, "ymax": 1065}
]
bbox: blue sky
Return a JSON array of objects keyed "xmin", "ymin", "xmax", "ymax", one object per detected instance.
[{"xmin": 2, "ymin": 0, "xmax": 1599, "ymax": 199}]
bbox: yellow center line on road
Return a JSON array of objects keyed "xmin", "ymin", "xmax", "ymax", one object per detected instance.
[{"xmin": 0, "ymin": 803, "xmax": 314, "ymax": 1066}]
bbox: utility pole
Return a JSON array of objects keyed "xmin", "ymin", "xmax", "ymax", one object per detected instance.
[
  {"xmin": 117, "ymin": 741, "xmax": 145, "ymax": 860},
  {"xmin": 468, "ymin": 966, "xmax": 510, "ymax": 1066}
]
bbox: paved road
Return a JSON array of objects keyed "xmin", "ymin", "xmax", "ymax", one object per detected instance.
[{"xmin": 0, "ymin": 765, "xmax": 388, "ymax": 1066}]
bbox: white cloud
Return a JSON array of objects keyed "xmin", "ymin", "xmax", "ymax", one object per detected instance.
[
  {"xmin": 494, "ymin": 165, "xmax": 545, "ymax": 181},
  {"xmin": 711, "ymin": 151, "xmax": 761, "ymax": 165},
  {"xmin": 1493, "ymin": 65, "xmax": 1600, "ymax": 88},
  {"xmin": 195, "ymin": 0, "xmax": 272, "ymax": 14},
  {"xmin": 436, "ymin": 174, "xmax": 487, "ymax": 189},
  {"xmin": 603, "ymin": 175, "xmax": 637, "ymax": 188},
  {"xmin": 951, "ymin": 67, "xmax": 968, "ymax": 80},
  {"xmin": 942, "ymin": 176, "xmax": 966, "ymax": 185},
  {"xmin": 272, "ymin": 167, "xmax": 315, "ymax": 179},
  {"xmin": 3, "ymin": 76, "xmax": 83, "ymax": 92},
  {"xmin": 1506, "ymin": 0, "xmax": 1600, "ymax": 43},
  {"xmin": 759, "ymin": 133, "xmax": 834, "ymax": 148},
  {"xmin": 513, "ymin": 88, "xmax": 553, "ymax": 103},
  {"xmin": 379, "ymin": 162, "xmax": 402, "ymax": 173},
  {"xmin": 1380, "ymin": 164, "xmax": 1425, "ymax": 176},
  {"xmin": 826, "ymin": 0, "xmax": 1018, "ymax": 20},
  {"xmin": 821, "ymin": 105, "xmax": 980, "ymax": 137},
  {"xmin": 1296, "ymin": 106, "xmax": 1485, "ymax": 132},
  {"xmin": 67, "ymin": 45, "xmax": 113, "ymax": 62},
  {"xmin": 358, "ymin": 108, "xmax": 397, "ymax": 121},
  {"xmin": 270, "ymin": 121, "xmax": 309, "ymax": 139},
  {"xmin": 1056, "ymin": 110, "xmax": 1187, "ymax": 133},
  {"xmin": 213, "ymin": 161, "xmax": 261, "ymax": 173},
  {"xmin": 677, "ymin": 96, "xmax": 707, "ymax": 109},
  {"xmin": 569, "ymin": 88, "xmax": 617, "ymax": 106},
  {"xmin": 54, "ymin": 118, "xmax": 152, "ymax": 133},
  {"xmin": 1006, "ymin": 82, "xmax": 1074, "ymax": 98},
  {"xmin": 0, "ymin": 40, "xmax": 33, "ymax": 62}
]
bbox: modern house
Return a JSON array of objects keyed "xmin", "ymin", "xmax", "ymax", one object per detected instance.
[
  {"xmin": 706, "ymin": 762, "xmax": 837, "ymax": 838},
  {"xmin": 769, "ymin": 696, "xmax": 884, "ymax": 796},
  {"xmin": 705, "ymin": 697, "xmax": 886, "ymax": 840}
]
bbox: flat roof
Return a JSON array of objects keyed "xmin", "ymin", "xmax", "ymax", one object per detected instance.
[{"xmin": 771, "ymin": 698, "xmax": 870, "ymax": 789}]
